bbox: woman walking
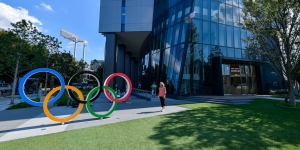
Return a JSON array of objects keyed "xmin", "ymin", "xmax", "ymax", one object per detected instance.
[{"xmin": 158, "ymin": 82, "xmax": 167, "ymax": 112}]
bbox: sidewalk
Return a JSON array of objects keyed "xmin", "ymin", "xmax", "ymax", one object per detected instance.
[{"xmin": 0, "ymin": 94, "xmax": 195, "ymax": 142}]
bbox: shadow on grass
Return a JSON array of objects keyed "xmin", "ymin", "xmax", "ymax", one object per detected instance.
[
  {"xmin": 148, "ymin": 99, "xmax": 300, "ymax": 150},
  {"xmin": 0, "ymin": 117, "xmax": 108, "ymax": 134}
]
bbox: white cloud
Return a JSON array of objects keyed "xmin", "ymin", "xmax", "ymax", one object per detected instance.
[
  {"xmin": 40, "ymin": 2, "xmax": 53, "ymax": 11},
  {"xmin": 0, "ymin": 2, "xmax": 42, "ymax": 30}
]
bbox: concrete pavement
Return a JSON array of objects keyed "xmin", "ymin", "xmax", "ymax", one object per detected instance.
[{"xmin": 0, "ymin": 94, "xmax": 195, "ymax": 142}]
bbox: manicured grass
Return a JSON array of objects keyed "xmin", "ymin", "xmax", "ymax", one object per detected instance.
[
  {"xmin": 1, "ymin": 99, "xmax": 300, "ymax": 150},
  {"xmin": 277, "ymin": 100, "xmax": 300, "ymax": 107},
  {"xmin": 6, "ymin": 98, "xmax": 40, "ymax": 110}
]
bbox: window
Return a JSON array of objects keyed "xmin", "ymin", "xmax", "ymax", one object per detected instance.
[
  {"xmin": 227, "ymin": 26, "xmax": 234, "ymax": 47},
  {"xmin": 203, "ymin": 0, "xmax": 210, "ymax": 20},
  {"xmin": 235, "ymin": 49, "xmax": 241, "ymax": 58},
  {"xmin": 169, "ymin": 6, "xmax": 176, "ymax": 26},
  {"xmin": 203, "ymin": 21, "xmax": 210, "ymax": 44},
  {"xmin": 191, "ymin": 19, "xmax": 202, "ymax": 43},
  {"xmin": 194, "ymin": 0, "xmax": 202, "ymax": 19},
  {"xmin": 241, "ymin": 29, "xmax": 247, "ymax": 49},
  {"xmin": 219, "ymin": 3, "xmax": 226, "ymax": 24},
  {"xmin": 226, "ymin": 5, "xmax": 233, "ymax": 25},
  {"xmin": 233, "ymin": 6, "xmax": 239, "ymax": 27},
  {"xmin": 173, "ymin": 23, "xmax": 181, "ymax": 45},
  {"xmin": 181, "ymin": 22, "xmax": 188, "ymax": 43},
  {"xmin": 176, "ymin": 1, "xmax": 184, "ymax": 23},
  {"xmin": 211, "ymin": 22, "xmax": 218, "ymax": 45},
  {"xmin": 234, "ymin": 27, "xmax": 241, "ymax": 48},
  {"xmin": 219, "ymin": 24, "xmax": 226, "ymax": 46},
  {"xmin": 220, "ymin": 46, "xmax": 227, "ymax": 56},
  {"xmin": 203, "ymin": 45, "xmax": 210, "ymax": 62},
  {"xmin": 211, "ymin": 1, "xmax": 219, "ymax": 22},
  {"xmin": 227, "ymin": 48, "xmax": 234, "ymax": 57}
]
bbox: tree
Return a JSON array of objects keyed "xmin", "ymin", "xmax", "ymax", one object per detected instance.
[
  {"xmin": 0, "ymin": 20, "xmax": 61, "ymax": 104},
  {"xmin": 242, "ymin": 0, "xmax": 300, "ymax": 106}
]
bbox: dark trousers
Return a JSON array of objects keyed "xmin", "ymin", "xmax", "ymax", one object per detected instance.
[{"xmin": 159, "ymin": 97, "xmax": 165, "ymax": 107}]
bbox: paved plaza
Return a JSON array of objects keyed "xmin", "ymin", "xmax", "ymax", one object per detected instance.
[{"xmin": 0, "ymin": 93, "xmax": 295, "ymax": 142}]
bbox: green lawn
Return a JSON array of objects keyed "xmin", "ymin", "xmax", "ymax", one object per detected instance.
[{"xmin": 1, "ymin": 99, "xmax": 300, "ymax": 150}]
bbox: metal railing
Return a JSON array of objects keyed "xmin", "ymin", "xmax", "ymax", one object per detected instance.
[{"xmin": 131, "ymin": 88, "xmax": 152, "ymax": 101}]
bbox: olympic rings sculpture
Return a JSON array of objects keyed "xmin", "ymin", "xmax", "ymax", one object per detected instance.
[{"xmin": 18, "ymin": 68, "xmax": 132, "ymax": 123}]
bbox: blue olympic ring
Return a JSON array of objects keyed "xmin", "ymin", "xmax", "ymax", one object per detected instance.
[{"xmin": 18, "ymin": 68, "xmax": 65, "ymax": 107}]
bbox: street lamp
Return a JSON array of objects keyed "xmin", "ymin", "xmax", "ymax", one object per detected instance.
[{"xmin": 60, "ymin": 29, "xmax": 87, "ymax": 61}]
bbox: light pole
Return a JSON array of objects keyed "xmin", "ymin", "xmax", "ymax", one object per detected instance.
[{"xmin": 60, "ymin": 29, "xmax": 87, "ymax": 61}]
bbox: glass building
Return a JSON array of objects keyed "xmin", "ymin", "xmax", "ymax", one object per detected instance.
[{"xmin": 99, "ymin": 0, "xmax": 283, "ymax": 97}]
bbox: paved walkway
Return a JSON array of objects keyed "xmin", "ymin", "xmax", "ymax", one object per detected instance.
[
  {"xmin": 0, "ymin": 94, "xmax": 195, "ymax": 142},
  {"xmin": 0, "ymin": 94, "xmax": 298, "ymax": 142}
]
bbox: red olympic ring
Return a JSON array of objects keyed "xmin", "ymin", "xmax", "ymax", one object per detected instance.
[{"xmin": 103, "ymin": 73, "xmax": 132, "ymax": 103}]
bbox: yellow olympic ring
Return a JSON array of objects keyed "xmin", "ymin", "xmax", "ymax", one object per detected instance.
[{"xmin": 43, "ymin": 85, "xmax": 84, "ymax": 123}]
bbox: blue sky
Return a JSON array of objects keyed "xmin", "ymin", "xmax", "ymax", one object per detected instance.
[{"xmin": 0, "ymin": 0, "xmax": 105, "ymax": 64}]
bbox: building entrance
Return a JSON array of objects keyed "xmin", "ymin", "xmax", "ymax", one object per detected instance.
[{"xmin": 222, "ymin": 64, "xmax": 257, "ymax": 95}]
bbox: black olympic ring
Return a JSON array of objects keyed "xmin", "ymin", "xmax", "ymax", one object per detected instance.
[{"xmin": 67, "ymin": 71, "xmax": 102, "ymax": 104}]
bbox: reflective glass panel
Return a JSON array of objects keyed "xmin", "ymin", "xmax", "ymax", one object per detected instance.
[
  {"xmin": 181, "ymin": 22, "xmax": 188, "ymax": 43},
  {"xmin": 211, "ymin": 0, "xmax": 219, "ymax": 22},
  {"xmin": 176, "ymin": 1, "xmax": 184, "ymax": 23},
  {"xmin": 227, "ymin": 26, "xmax": 234, "ymax": 47},
  {"xmin": 226, "ymin": 5, "xmax": 233, "ymax": 25},
  {"xmin": 235, "ymin": 48, "xmax": 241, "ymax": 58},
  {"xmin": 191, "ymin": 19, "xmax": 203, "ymax": 43},
  {"xmin": 227, "ymin": 47, "xmax": 234, "ymax": 57},
  {"xmin": 233, "ymin": 6, "xmax": 239, "ymax": 27},
  {"xmin": 234, "ymin": 27, "xmax": 241, "ymax": 48},
  {"xmin": 220, "ymin": 46, "xmax": 227, "ymax": 56},
  {"xmin": 241, "ymin": 29, "xmax": 247, "ymax": 49},
  {"xmin": 219, "ymin": 3, "xmax": 226, "ymax": 24},
  {"xmin": 194, "ymin": 0, "xmax": 202, "ymax": 19},
  {"xmin": 203, "ymin": 0, "xmax": 211, "ymax": 20},
  {"xmin": 219, "ymin": 24, "xmax": 226, "ymax": 46},
  {"xmin": 203, "ymin": 21, "xmax": 210, "ymax": 44},
  {"xmin": 211, "ymin": 22, "xmax": 218, "ymax": 45}
]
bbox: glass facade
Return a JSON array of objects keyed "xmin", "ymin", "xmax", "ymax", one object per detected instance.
[{"xmin": 140, "ymin": 0, "xmax": 252, "ymax": 96}]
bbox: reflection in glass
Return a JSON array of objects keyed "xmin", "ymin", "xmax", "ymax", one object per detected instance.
[
  {"xmin": 203, "ymin": 0, "xmax": 211, "ymax": 20},
  {"xmin": 166, "ymin": 26, "xmax": 173, "ymax": 47},
  {"xmin": 169, "ymin": 6, "xmax": 176, "ymax": 27},
  {"xmin": 226, "ymin": 4, "xmax": 233, "ymax": 25},
  {"xmin": 211, "ymin": 22, "xmax": 218, "ymax": 45},
  {"xmin": 203, "ymin": 21, "xmax": 210, "ymax": 44},
  {"xmin": 211, "ymin": 1, "xmax": 219, "ymax": 22},
  {"xmin": 219, "ymin": 24, "xmax": 226, "ymax": 46},
  {"xmin": 235, "ymin": 49, "xmax": 241, "ymax": 58},
  {"xmin": 234, "ymin": 27, "xmax": 241, "ymax": 48},
  {"xmin": 241, "ymin": 29, "xmax": 247, "ymax": 49},
  {"xmin": 191, "ymin": 19, "xmax": 202, "ymax": 43},
  {"xmin": 233, "ymin": 6, "xmax": 239, "ymax": 27},
  {"xmin": 173, "ymin": 23, "xmax": 181, "ymax": 45},
  {"xmin": 227, "ymin": 26, "xmax": 234, "ymax": 47},
  {"xmin": 176, "ymin": 1, "xmax": 184, "ymax": 23},
  {"xmin": 227, "ymin": 47, "xmax": 234, "ymax": 57},
  {"xmin": 219, "ymin": 2, "xmax": 226, "ymax": 24},
  {"xmin": 220, "ymin": 46, "xmax": 227, "ymax": 57},
  {"xmin": 181, "ymin": 22, "xmax": 188, "ymax": 43},
  {"xmin": 194, "ymin": 0, "xmax": 202, "ymax": 19}
]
